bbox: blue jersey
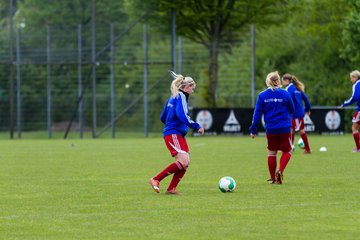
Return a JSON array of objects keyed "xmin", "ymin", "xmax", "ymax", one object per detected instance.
[
  {"xmin": 160, "ymin": 90, "xmax": 201, "ymax": 137},
  {"xmin": 342, "ymin": 80, "xmax": 360, "ymax": 111},
  {"xmin": 250, "ymin": 87, "xmax": 294, "ymax": 134},
  {"xmin": 285, "ymin": 83, "xmax": 311, "ymax": 119}
]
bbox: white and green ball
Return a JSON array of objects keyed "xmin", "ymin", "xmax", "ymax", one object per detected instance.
[
  {"xmin": 297, "ymin": 138, "xmax": 305, "ymax": 149},
  {"xmin": 218, "ymin": 176, "xmax": 236, "ymax": 193}
]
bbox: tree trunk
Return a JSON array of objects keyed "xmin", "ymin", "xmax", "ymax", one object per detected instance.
[{"xmin": 207, "ymin": 11, "xmax": 221, "ymax": 107}]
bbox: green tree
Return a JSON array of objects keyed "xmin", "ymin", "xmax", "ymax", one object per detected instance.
[
  {"xmin": 341, "ymin": 0, "xmax": 360, "ymax": 65},
  {"xmin": 255, "ymin": 0, "xmax": 351, "ymax": 105},
  {"xmin": 132, "ymin": 0, "xmax": 290, "ymax": 107},
  {"xmin": 16, "ymin": 0, "xmax": 128, "ymax": 51}
]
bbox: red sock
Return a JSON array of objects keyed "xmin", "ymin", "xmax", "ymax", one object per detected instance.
[
  {"xmin": 279, "ymin": 152, "xmax": 291, "ymax": 173},
  {"xmin": 291, "ymin": 132, "xmax": 295, "ymax": 145},
  {"xmin": 267, "ymin": 155, "xmax": 277, "ymax": 180},
  {"xmin": 167, "ymin": 170, "xmax": 186, "ymax": 190},
  {"xmin": 153, "ymin": 162, "xmax": 182, "ymax": 182},
  {"xmin": 353, "ymin": 132, "xmax": 360, "ymax": 150},
  {"xmin": 300, "ymin": 133, "xmax": 311, "ymax": 151}
]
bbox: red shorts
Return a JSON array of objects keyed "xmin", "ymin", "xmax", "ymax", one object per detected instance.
[
  {"xmin": 164, "ymin": 134, "xmax": 189, "ymax": 157},
  {"xmin": 352, "ymin": 111, "xmax": 360, "ymax": 124},
  {"xmin": 266, "ymin": 133, "xmax": 292, "ymax": 153},
  {"xmin": 291, "ymin": 118, "xmax": 304, "ymax": 132}
]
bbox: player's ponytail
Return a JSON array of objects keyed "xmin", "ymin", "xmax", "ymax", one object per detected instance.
[
  {"xmin": 170, "ymin": 75, "xmax": 184, "ymax": 97},
  {"xmin": 282, "ymin": 73, "xmax": 305, "ymax": 92},
  {"xmin": 170, "ymin": 72, "xmax": 196, "ymax": 97},
  {"xmin": 291, "ymin": 75, "xmax": 305, "ymax": 92},
  {"xmin": 266, "ymin": 71, "xmax": 281, "ymax": 89}
]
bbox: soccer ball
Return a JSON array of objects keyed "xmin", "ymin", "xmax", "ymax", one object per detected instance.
[
  {"xmin": 297, "ymin": 138, "xmax": 305, "ymax": 149},
  {"xmin": 218, "ymin": 176, "xmax": 236, "ymax": 193}
]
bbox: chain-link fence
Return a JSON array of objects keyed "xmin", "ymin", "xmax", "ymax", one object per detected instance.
[{"xmin": 0, "ymin": 18, "xmax": 256, "ymax": 139}]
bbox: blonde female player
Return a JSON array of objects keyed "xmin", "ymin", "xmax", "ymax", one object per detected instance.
[
  {"xmin": 149, "ymin": 72, "xmax": 204, "ymax": 194},
  {"xmin": 249, "ymin": 71, "xmax": 294, "ymax": 184},
  {"xmin": 340, "ymin": 70, "xmax": 360, "ymax": 152},
  {"xmin": 282, "ymin": 73, "xmax": 312, "ymax": 154}
]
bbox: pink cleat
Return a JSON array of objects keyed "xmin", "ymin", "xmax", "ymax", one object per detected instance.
[
  {"xmin": 149, "ymin": 178, "xmax": 160, "ymax": 193},
  {"xmin": 352, "ymin": 148, "xmax": 360, "ymax": 153},
  {"xmin": 165, "ymin": 188, "xmax": 180, "ymax": 195}
]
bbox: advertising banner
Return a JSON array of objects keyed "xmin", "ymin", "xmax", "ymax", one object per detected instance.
[{"xmin": 193, "ymin": 108, "xmax": 344, "ymax": 136}]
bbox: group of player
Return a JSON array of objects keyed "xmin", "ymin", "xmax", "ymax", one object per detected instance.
[
  {"xmin": 149, "ymin": 70, "xmax": 360, "ymax": 193},
  {"xmin": 249, "ymin": 71, "xmax": 311, "ymax": 184}
]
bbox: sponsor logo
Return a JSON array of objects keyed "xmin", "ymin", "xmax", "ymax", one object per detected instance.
[
  {"xmin": 264, "ymin": 98, "xmax": 284, "ymax": 103},
  {"xmin": 325, "ymin": 110, "xmax": 341, "ymax": 130},
  {"xmin": 223, "ymin": 110, "xmax": 241, "ymax": 132},
  {"xmin": 196, "ymin": 110, "xmax": 213, "ymax": 130},
  {"xmin": 304, "ymin": 114, "xmax": 315, "ymax": 132}
]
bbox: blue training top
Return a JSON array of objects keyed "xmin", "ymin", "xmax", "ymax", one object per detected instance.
[
  {"xmin": 342, "ymin": 80, "xmax": 360, "ymax": 111},
  {"xmin": 160, "ymin": 90, "xmax": 201, "ymax": 137},
  {"xmin": 285, "ymin": 83, "xmax": 311, "ymax": 119},
  {"xmin": 250, "ymin": 87, "xmax": 294, "ymax": 134}
]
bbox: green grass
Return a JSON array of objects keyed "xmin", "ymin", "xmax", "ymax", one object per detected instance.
[{"xmin": 0, "ymin": 135, "xmax": 359, "ymax": 239}]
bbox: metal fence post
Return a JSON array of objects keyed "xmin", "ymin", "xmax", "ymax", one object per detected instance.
[
  {"xmin": 9, "ymin": 0, "xmax": 14, "ymax": 139},
  {"xmin": 15, "ymin": 26, "xmax": 21, "ymax": 138},
  {"xmin": 78, "ymin": 24, "xmax": 83, "ymax": 138},
  {"xmin": 47, "ymin": 26, "xmax": 52, "ymax": 138},
  {"xmin": 251, "ymin": 24, "xmax": 256, "ymax": 108},
  {"xmin": 110, "ymin": 23, "xmax": 116, "ymax": 138},
  {"xmin": 91, "ymin": 0, "xmax": 97, "ymax": 138},
  {"xmin": 171, "ymin": 8, "xmax": 176, "ymax": 72},
  {"xmin": 178, "ymin": 37, "xmax": 182, "ymax": 73},
  {"xmin": 143, "ymin": 24, "xmax": 148, "ymax": 137}
]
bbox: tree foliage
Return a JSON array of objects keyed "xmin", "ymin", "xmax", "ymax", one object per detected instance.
[
  {"xmin": 0, "ymin": 0, "xmax": 359, "ymax": 133},
  {"xmin": 131, "ymin": 0, "xmax": 291, "ymax": 106},
  {"xmin": 341, "ymin": 0, "xmax": 360, "ymax": 65},
  {"xmin": 255, "ymin": 0, "xmax": 352, "ymax": 106}
]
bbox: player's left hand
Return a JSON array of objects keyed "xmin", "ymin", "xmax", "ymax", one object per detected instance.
[{"xmin": 198, "ymin": 127, "xmax": 205, "ymax": 135}]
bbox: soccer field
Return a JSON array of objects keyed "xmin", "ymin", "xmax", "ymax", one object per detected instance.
[{"xmin": 0, "ymin": 135, "xmax": 359, "ymax": 239}]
